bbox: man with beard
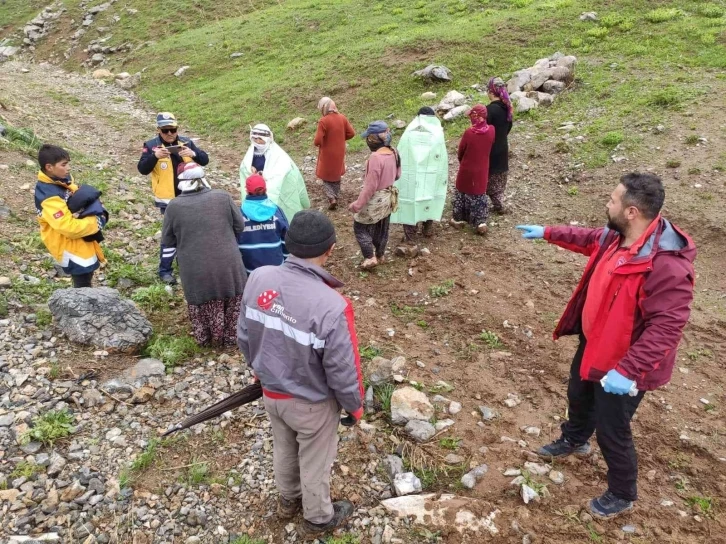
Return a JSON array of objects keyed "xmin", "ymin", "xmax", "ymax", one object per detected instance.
[{"xmin": 517, "ymin": 172, "xmax": 696, "ymax": 520}]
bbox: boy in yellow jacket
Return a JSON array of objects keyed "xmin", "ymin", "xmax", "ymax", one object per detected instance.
[{"xmin": 35, "ymin": 144, "xmax": 106, "ymax": 288}]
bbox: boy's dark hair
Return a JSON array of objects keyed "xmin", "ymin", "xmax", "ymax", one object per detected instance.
[
  {"xmin": 620, "ymin": 172, "xmax": 665, "ymax": 220},
  {"xmin": 251, "ymin": 187, "xmax": 266, "ymax": 196},
  {"xmin": 38, "ymin": 144, "xmax": 70, "ymax": 172}
]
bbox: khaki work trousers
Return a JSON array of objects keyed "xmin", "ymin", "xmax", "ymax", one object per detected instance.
[{"xmin": 264, "ymin": 395, "xmax": 340, "ymax": 524}]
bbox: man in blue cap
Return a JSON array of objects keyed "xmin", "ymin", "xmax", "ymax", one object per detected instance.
[{"xmin": 137, "ymin": 112, "xmax": 209, "ymax": 284}]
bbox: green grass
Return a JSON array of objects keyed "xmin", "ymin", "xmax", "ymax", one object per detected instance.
[
  {"xmin": 686, "ymin": 496, "xmax": 716, "ymax": 517},
  {"xmin": 600, "ymin": 131, "xmax": 624, "ymax": 147},
  {"xmin": 20, "ymin": 409, "xmax": 74, "ymax": 446},
  {"xmin": 145, "ymin": 334, "xmax": 201, "ymax": 370},
  {"xmin": 229, "ymin": 537, "xmax": 266, "ymax": 544},
  {"xmin": 429, "ymin": 279, "xmax": 455, "ymax": 298},
  {"xmin": 644, "ymin": 8, "xmax": 683, "ymax": 24},
  {"xmin": 685, "ymin": 134, "xmax": 700, "ymax": 145},
  {"xmin": 35, "ymin": 309, "xmax": 53, "ymax": 328},
  {"xmin": 131, "ymin": 285, "xmax": 173, "ymax": 312},
  {"xmin": 374, "ymin": 383, "xmax": 395, "ymax": 413},
  {"xmin": 10, "ymin": 461, "xmax": 43, "ymax": 479},
  {"xmin": 186, "ymin": 461, "xmax": 211, "ymax": 486},
  {"xmin": 324, "ymin": 536, "xmax": 360, "ymax": 544},
  {"xmin": 439, "ymin": 437, "xmax": 461, "ymax": 450},
  {"xmin": 130, "ymin": 438, "xmax": 161, "ymax": 471},
  {"xmin": 360, "ymin": 345, "xmax": 382, "ymax": 361}
]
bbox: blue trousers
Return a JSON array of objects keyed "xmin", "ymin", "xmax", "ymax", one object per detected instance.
[{"xmin": 158, "ymin": 205, "xmax": 176, "ymax": 276}]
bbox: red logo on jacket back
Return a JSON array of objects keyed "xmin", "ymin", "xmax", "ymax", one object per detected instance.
[
  {"xmin": 53, "ymin": 210, "xmax": 64, "ymax": 219},
  {"xmin": 258, "ymin": 290, "xmax": 279, "ymax": 310}
]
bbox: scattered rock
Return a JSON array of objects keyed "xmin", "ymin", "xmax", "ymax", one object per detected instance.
[
  {"xmin": 434, "ymin": 419, "xmax": 455, "ymax": 432},
  {"xmin": 174, "ymin": 66, "xmax": 190, "ymax": 77},
  {"xmin": 524, "ymin": 462, "xmax": 549, "ymax": 476},
  {"xmin": 437, "ymin": 90, "xmax": 467, "ymax": 112},
  {"xmin": 579, "ymin": 11, "xmax": 598, "ymax": 21},
  {"xmin": 404, "ymin": 420, "xmax": 436, "ymax": 442},
  {"xmin": 412, "ymin": 64, "xmax": 452, "ymax": 82},
  {"xmin": 622, "ymin": 525, "xmax": 636, "ymax": 534},
  {"xmin": 443, "ymin": 105, "xmax": 471, "ymax": 121},
  {"xmin": 381, "ymin": 494, "xmax": 499, "ymax": 535},
  {"xmin": 367, "ymin": 356, "xmax": 405, "ymax": 386},
  {"xmin": 393, "ymin": 472, "xmax": 422, "ymax": 496},
  {"xmin": 522, "ymin": 426, "xmax": 540, "ymax": 437},
  {"xmin": 520, "ymin": 484, "xmax": 539, "ymax": 504},
  {"xmin": 420, "ymin": 91, "xmax": 437, "ymax": 100},
  {"xmin": 548, "ymin": 470, "xmax": 565, "ymax": 485},
  {"xmin": 286, "ymin": 117, "xmax": 306, "ymax": 130},
  {"xmin": 49, "ymin": 287, "xmax": 153, "ymax": 353},
  {"xmin": 479, "ymin": 406, "xmax": 497, "ymax": 421},
  {"xmin": 383, "ymin": 455, "xmax": 404, "ymax": 480},
  {"xmin": 390, "ymin": 386, "xmax": 434, "ymax": 425},
  {"xmin": 461, "ymin": 464, "xmax": 488, "ymax": 489},
  {"xmin": 448, "ymin": 401, "xmax": 462, "ymax": 415},
  {"xmin": 445, "ymin": 453, "xmax": 465, "ymax": 465},
  {"xmin": 123, "ymin": 358, "xmax": 165, "ymax": 382},
  {"xmin": 92, "ymin": 69, "xmax": 113, "ymax": 79},
  {"xmin": 115, "ymin": 72, "xmax": 141, "ymax": 90},
  {"xmin": 90, "ymin": 53, "xmax": 105, "ymax": 65}
]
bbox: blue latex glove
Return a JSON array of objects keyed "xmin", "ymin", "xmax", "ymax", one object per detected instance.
[
  {"xmin": 516, "ymin": 225, "xmax": 545, "ymax": 239},
  {"xmin": 602, "ymin": 369, "xmax": 636, "ymax": 395}
]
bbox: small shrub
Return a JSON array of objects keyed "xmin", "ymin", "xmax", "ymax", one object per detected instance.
[
  {"xmin": 11, "ymin": 461, "xmax": 43, "ymax": 479},
  {"xmin": 645, "ymin": 87, "xmax": 682, "ymax": 109},
  {"xmin": 48, "ymin": 362, "xmax": 60, "ymax": 379},
  {"xmin": 645, "ymin": 8, "xmax": 683, "ymax": 24},
  {"xmin": 600, "ymin": 131, "xmax": 624, "ymax": 147},
  {"xmin": 130, "ymin": 438, "xmax": 160, "ymax": 471},
  {"xmin": 586, "ymin": 26, "xmax": 609, "ymax": 39},
  {"xmin": 229, "ymin": 537, "xmax": 266, "ymax": 544},
  {"xmin": 686, "ymin": 496, "xmax": 716, "ymax": 517},
  {"xmin": 325, "ymin": 535, "xmax": 361, "ymax": 544},
  {"xmin": 685, "ymin": 135, "xmax": 700, "ymax": 145},
  {"xmin": 21, "ymin": 409, "xmax": 74, "ymax": 445},
  {"xmin": 146, "ymin": 335, "xmax": 200, "ymax": 370},
  {"xmin": 554, "ymin": 141, "xmax": 571, "ymax": 154},
  {"xmin": 416, "ymin": 320, "xmax": 428, "ymax": 328},
  {"xmin": 480, "ymin": 330, "xmax": 503, "ymax": 348},
  {"xmin": 570, "ymin": 37, "xmax": 583, "ymax": 48},
  {"xmin": 131, "ymin": 285, "xmax": 172, "ymax": 312},
  {"xmin": 439, "ymin": 437, "xmax": 461, "ymax": 450},
  {"xmin": 700, "ymin": 32, "xmax": 717, "ymax": 45},
  {"xmin": 567, "ymin": 186, "xmax": 579, "ymax": 196},
  {"xmin": 360, "ymin": 345, "xmax": 381, "ymax": 361},
  {"xmin": 688, "ymin": 167, "xmax": 701, "ymax": 175},
  {"xmin": 429, "ymin": 279, "xmax": 455, "ymax": 298},
  {"xmin": 186, "ymin": 462, "xmax": 210, "ymax": 486},
  {"xmin": 666, "ymin": 159, "xmax": 681, "ymax": 168},
  {"xmin": 35, "ymin": 309, "xmax": 52, "ymax": 328},
  {"xmin": 377, "ymin": 23, "xmax": 399, "ymax": 34},
  {"xmin": 696, "ymin": 4, "xmax": 724, "ymax": 18},
  {"xmin": 511, "ymin": 0, "xmax": 533, "ymax": 7},
  {"xmin": 0, "ymin": 296, "xmax": 8, "ymax": 318},
  {"xmin": 374, "ymin": 383, "xmax": 395, "ymax": 413}
]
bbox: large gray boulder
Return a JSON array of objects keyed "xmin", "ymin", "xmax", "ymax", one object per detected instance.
[
  {"xmin": 48, "ymin": 287, "xmax": 152, "ymax": 353},
  {"xmin": 390, "ymin": 386, "xmax": 434, "ymax": 425}
]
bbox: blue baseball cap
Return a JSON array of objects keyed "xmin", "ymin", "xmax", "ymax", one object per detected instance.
[
  {"xmin": 156, "ymin": 112, "xmax": 178, "ymax": 128},
  {"xmin": 361, "ymin": 120, "xmax": 389, "ymax": 138}
]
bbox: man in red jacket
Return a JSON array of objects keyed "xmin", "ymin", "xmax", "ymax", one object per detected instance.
[{"xmin": 517, "ymin": 172, "xmax": 696, "ymax": 519}]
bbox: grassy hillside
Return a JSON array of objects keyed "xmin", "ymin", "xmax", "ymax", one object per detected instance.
[{"xmin": 2, "ymin": 0, "xmax": 726, "ymax": 163}]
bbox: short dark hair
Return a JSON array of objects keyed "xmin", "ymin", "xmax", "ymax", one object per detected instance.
[
  {"xmin": 38, "ymin": 144, "xmax": 70, "ymax": 172},
  {"xmin": 619, "ymin": 172, "xmax": 665, "ymax": 220}
]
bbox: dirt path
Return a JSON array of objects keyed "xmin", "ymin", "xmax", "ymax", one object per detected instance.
[{"xmin": 1, "ymin": 59, "xmax": 725, "ymax": 543}]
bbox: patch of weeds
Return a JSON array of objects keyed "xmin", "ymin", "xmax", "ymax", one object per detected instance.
[
  {"xmin": 374, "ymin": 383, "xmax": 395, "ymax": 413},
  {"xmin": 521, "ymin": 470, "xmax": 548, "ymax": 494},
  {"xmin": 668, "ymin": 452, "xmax": 690, "ymax": 470},
  {"xmin": 554, "ymin": 141, "xmax": 570, "ymax": 154},
  {"xmin": 411, "ymin": 381, "xmax": 425, "ymax": 392},
  {"xmin": 644, "ymin": 8, "xmax": 683, "ymax": 24},
  {"xmin": 410, "ymin": 528, "xmax": 442, "ymax": 543},
  {"xmin": 429, "ymin": 279, "xmax": 455, "ymax": 298},
  {"xmin": 704, "ymin": 402, "xmax": 716, "ymax": 412},
  {"xmin": 688, "ymin": 167, "xmax": 701, "ymax": 175},
  {"xmin": 390, "ymin": 302, "xmax": 424, "ymax": 318},
  {"xmin": 11, "ymin": 461, "xmax": 43, "ymax": 479},
  {"xmin": 480, "ymin": 330, "xmax": 503, "ymax": 349},
  {"xmin": 685, "ymin": 135, "xmax": 700, "ymax": 145},
  {"xmin": 666, "ymin": 159, "xmax": 681, "ymax": 168},
  {"xmin": 119, "ymin": 468, "xmax": 131, "ymax": 490},
  {"xmin": 416, "ymin": 320, "xmax": 429, "ymax": 329},
  {"xmin": 439, "ymin": 437, "xmax": 461, "ymax": 450},
  {"xmin": 0, "ymin": 296, "xmax": 7, "ymax": 318},
  {"xmin": 675, "ymin": 476, "xmax": 689, "ymax": 491},
  {"xmin": 700, "ymin": 32, "xmax": 717, "ymax": 45},
  {"xmin": 131, "ymin": 285, "xmax": 172, "ymax": 312},
  {"xmin": 35, "ymin": 308, "xmax": 52, "ymax": 328},
  {"xmin": 324, "ymin": 535, "xmax": 360, "ymax": 544},
  {"xmin": 645, "ymin": 87, "xmax": 683, "ymax": 109},
  {"xmin": 377, "ymin": 23, "xmax": 399, "ymax": 34},
  {"xmin": 186, "ymin": 461, "xmax": 210, "ymax": 486},
  {"xmin": 567, "ymin": 186, "xmax": 579, "ymax": 196},
  {"xmin": 3, "ymin": 125, "xmax": 43, "ymax": 155},
  {"xmin": 686, "ymin": 348, "xmax": 712, "ymax": 360},
  {"xmin": 360, "ymin": 345, "xmax": 381, "ymax": 361},
  {"xmin": 229, "ymin": 537, "xmax": 266, "ymax": 544},
  {"xmin": 145, "ymin": 334, "xmax": 201, "ymax": 370},
  {"xmin": 429, "ymin": 381, "xmax": 454, "ymax": 394},
  {"xmin": 511, "ymin": 0, "xmax": 533, "ymax": 8},
  {"xmin": 586, "ymin": 26, "xmax": 609, "ymax": 39},
  {"xmin": 130, "ymin": 438, "xmax": 161, "ymax": 471},
  {"xmin": 210, "ymin": 429, "xmax": 225, "ymax": 444},
  {"xmin": 587, "ymin": 523, "xmax": 604, "ymax": 542},
  {"xmin": 600, "ymin": 131, "xmax": 624, "ymax": 147},
  {"xmin": 696, "ymin": 4, "xmax": 724, "ymax": 18},
  {"xmin": 686, "ymin": 496, "xmax": 716, "ymax": 517},
  {"xmin": 48, "ymin": 362, "xmax": 60, "ymax": 379},
  {"xmin": 20, "ymin": 409, "xmax": 74, "ymax": 446}
]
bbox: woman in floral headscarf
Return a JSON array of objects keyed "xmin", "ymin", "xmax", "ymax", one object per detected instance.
[
  {"xmin": 486, "ymin": 77, "xmax": 514, "ymax": 213},
  {"xmin": 450, "ymin": 105, "xmax": 495, "ymax": 235},
  {"xmin": 314, "ymin": 97, "xmax": 355, "ymax": 209}
]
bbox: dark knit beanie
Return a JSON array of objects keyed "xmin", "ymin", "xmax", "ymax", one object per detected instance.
[{"xmin": 285, "ymin": 210, "xmax": 336, "ymax": 258}]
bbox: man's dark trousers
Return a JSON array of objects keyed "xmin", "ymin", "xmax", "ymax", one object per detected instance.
[
  {"xmin": 158, "ymin": 205, "xmax": 176, "ymax": 277},
  {"xmin": 560, "ymin": 336, "xmax": 646, "ymax": 501}
]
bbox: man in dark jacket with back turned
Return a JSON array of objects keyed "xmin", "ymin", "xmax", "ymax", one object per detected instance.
[
  {"xmin": 237, "ymin": 210, "xmax": 363, "ymax": 538},
  {"xmin": 517, "ymin": 172, "xmax": 696, "ymax": 519},
  {"xmin": 137, "ymin": 112, "xmax": 209, "ymax": 284}
]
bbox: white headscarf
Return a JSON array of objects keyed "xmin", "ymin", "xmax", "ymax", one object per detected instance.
[
  {"xmin": 318, "ymin": 97, "xmax": 338, "ymax": 116},
  {"xmin": 250, "ymin": 124, "xmax": 273, "ymax": 155},
  {"xmin": 177, "ymin": 163, "xmax": 210, "ymax": 193}
]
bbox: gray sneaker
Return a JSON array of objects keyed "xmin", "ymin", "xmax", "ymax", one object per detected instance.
[
  {"xmin": 589, "ymin": 490, "xmax": 634, "ymax": 519},
  {"xmin": 537, "ymin": 437, "xmax": 592, "ymax": 459}
]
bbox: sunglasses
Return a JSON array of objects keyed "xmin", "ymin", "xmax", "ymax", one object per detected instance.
[{"xmin": 160, "ymin": 127, "xmax": 178, "ymax": 134}]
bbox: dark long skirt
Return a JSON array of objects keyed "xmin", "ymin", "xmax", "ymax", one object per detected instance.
[
  {"xmin": 354, "ymin": 216, "xmax": 390, "ymax": 259},
  {"xmin": 452, "ymin": 190, "xmax": 489, "ymax": 227},
  {"xmin": 188, "ymin": 294, "xmax": 243, "ymax": 347}
]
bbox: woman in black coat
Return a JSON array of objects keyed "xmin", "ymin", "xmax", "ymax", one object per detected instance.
[{"xmin": 485, "ymin": 77, "xmax": 514, "ymax": 213}]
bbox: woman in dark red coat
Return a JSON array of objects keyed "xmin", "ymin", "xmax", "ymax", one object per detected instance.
[
  {"xmin": 314, "ymin": 97, "xmax": 355, "ymax": 210},
  {"xmin": 451, "ymin": 105, "xmax": 496, "ymax": 235}
]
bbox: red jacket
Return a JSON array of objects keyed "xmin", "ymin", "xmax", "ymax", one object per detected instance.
[
  {"xmin": 546, "ymin": 217, "xmax": 696, "ymax": 391},
  {"xmin": 455, "ymin": 127, "xmax": 495, "ymax": 195},
  {"xmin": 314, "ymin": 112, "xmax": 355, "ymax": 182}
]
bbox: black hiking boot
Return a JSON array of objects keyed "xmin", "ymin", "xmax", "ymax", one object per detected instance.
[
  {"xmin": 278, "ymin": 496, "xmax": 302, "ymax": 519},
  {"xmin": 589, "ymin": 490, "xmax": 634, "ymax": 519},
  {"xmin": 537, "ymin": 436, "xmax": 591, "ymax": 459},
  {"xmin": 299, "ymin": 500, "xmax": 354, "ymax": 539},
  {"xmin": 160, "ymin": 273, "xmax": 177, "ymax": 286}
]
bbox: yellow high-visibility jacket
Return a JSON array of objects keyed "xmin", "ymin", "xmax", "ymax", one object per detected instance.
[{"xmin": 34, "ymin": 172, "xmax": 105, "ymax": 275}]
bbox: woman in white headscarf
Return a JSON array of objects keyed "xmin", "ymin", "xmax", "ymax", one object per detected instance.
[{"xmin": 239, "ymin": 124, "xmax": 310, "ymax": 220}]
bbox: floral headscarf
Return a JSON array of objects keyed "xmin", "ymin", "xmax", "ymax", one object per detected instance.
[
  {"xmin": 487, "ymin": 77, "xmax": 513, "ymax": 122},
  {"xmin": 318, "ymin": 97, "xmax": 338, "ymax": 116},
  {"xmin": 468, "ymin": 104, "xmax": 490, "ymax": 134}
]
